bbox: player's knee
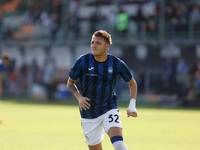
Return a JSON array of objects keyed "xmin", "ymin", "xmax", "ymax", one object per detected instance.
[{"xmin": 111, "ymin": 136, "xmax": 128, "ymax": 150}]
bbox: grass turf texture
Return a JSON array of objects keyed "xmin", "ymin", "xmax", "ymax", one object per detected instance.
[{"xmin": 0, "ymin": 97, "xmax": 200, "ymax": 150}]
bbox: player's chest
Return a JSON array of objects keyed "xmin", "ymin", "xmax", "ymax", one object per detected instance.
[{"xmin": 84, "ymin": 64, "xmax": 118, "ymax": 80}]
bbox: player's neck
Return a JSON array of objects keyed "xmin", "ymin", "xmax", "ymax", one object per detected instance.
[{"xmin": 94, "ymin": 53, "xmax": 108, "ymax": 62}]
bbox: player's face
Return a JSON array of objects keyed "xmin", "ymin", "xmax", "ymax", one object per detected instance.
[
  {"xmin": 91, "ymin": 36, "xmax": 109, "ymax": 56},
  {"xmin": 3, "ymin": 58, "xmax": 9, "ymax": 66}
]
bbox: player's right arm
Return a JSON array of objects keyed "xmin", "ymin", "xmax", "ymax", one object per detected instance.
[{"xmin": 67, "ymin": 77, "xmax": 90, "ymax": 111}]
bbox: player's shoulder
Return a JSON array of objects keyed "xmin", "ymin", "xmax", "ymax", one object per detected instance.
[
  {"xmin": 74, "ymin": 53, "xmax": 91, "ymax": 67},
  {"xmin": 75, "ymin": 53, "xmax": 89, "ymax": 62},
  {"xmin": 108, "ymin": 54, "xmax": 120, "ymax": 61},
  {"xmin": 78, "ymin": 53, "xmax": 91, "ymax": 59},
  {"xmin": 108, "ymin": 54, "xmax": 124, "ymax": 63}
]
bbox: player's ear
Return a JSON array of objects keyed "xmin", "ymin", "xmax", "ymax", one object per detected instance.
[{"xmin": 106, "ymin": 44, "xmax": 110, "ymax": 51}]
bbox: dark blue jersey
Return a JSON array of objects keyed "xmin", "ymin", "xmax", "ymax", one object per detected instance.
[
  {"xmin": 0, "ymin": 60, "xmax": 6, "ymax": 72},
  {"xmin": 68, "ymin": 53, "xmax": 132, "ymax": 119}
]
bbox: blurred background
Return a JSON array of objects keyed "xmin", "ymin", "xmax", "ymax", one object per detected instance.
[{"xmin": 0, "ymin": 0, "xmax": 200, "ymax": 107}]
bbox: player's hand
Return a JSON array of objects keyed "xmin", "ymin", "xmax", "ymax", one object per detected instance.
[
  {"xmin": 127, "ymin": 99, "xmax": 137, "ymax": 117},
  {"xmin": 127, "ymin": 109, "xmax": 137, "ymax": 118},
  {"xmin": 78, "ymin": 96, "xmax": 90, "ymax": 111}
]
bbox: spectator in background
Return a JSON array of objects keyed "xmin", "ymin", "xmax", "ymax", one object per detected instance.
[
  {"xmin": 139, "ymin": 22, "xmax": 147, "ymax": 40},
  {"xmin": 41, "ymin": 59, "xmax": 57, "ymax": 102},
  {"xmin": 136, "ymin": 65, "xmax": 146, "ymax": 93},
  {"xmin": 69, "ymin": 0, "xmax": 78, "ymax": 14},
  {"xmin": 190, "ymin": 72, "xmax": 200, "ymax": 106},
  {"xmin": 195, "ymin": 0, "xmax": 200, "ymax": 6},
  {"xmin": 165, "ymin": 4, "xmax": 180, "ymax": 37},
  {"xmin": 67, "ymin": 12, "xmax": 80, "ymax": 36},
  {"xmin": 179, "ymin": 4, "xmax": 189, "ymax": 21},
  {"xmin": 189, "ymin": 5, "xmax": 200, "ymax": 32},
  {"xmin": 50, "ymin": 11, "xmax": 60, "ymax": 41},
  {"xmin": 163, "ymin": 57, "xmax": 176, "ymax": 94},
  {"xmin": 176, "ymin": 57, "xmax": 190, "ymax": 82},
  {"xmin": 146, "ymin": 20, "xmax": 157, "ymax": 37},
  {"xmin": 90, "ymin": 6, "xmax": 106, "ymax": 33},
  {"xmin": 175, "ymin": 58, "xmax": 190, "ymax": 102},
  {"xmin": 165, "ymin": 5, "xmax": 175, "ymax": 20},
  {"xmin": 190, "ymin": 5, "xmax": 200, "ymax": 24},
  {"xmin": 134, "ymin": 6, "xmax": 146, "ymax": 22},
  {"xmin": 0, "ymin": 53, "xmax": 10, "ymax": 123},
  {"xmin": 0, "ymin": 53, "xmax": 10, "ymax": 99},
  {"xmin": 164, "ymin": 3, "xmax": 190, "ymax": 37},
  {"xmin": 40, "ymin": 11, "xmax": 53, "ymax": 36},
  {"xmin": 28, "ymin": 58, "xmax": 39, "ymax": 85},
  {"xmin": 19, "ymin": 60, "xmax": 29, "ymax": 95},
  {"xmin": 178, "ymin": 4, "xmax": 189, "ymax": 32},
  {"xmin": 50, "ymin": 0, "xmax": 61, "ymax": 41},
  {"xmin": 182, "ymin": 63, "xmax": 200, "ymax": 107},
  {"xmin": 106, "ymin": 10, "xmax": 117, "ymax": 31},
  {"xmin": 116, "ymin": 9, "xmax": 129, "ymax": 36},
  {"xmin": 22, "ymin": 8, "xmax": 34, "ymax": 24},
  {"xmin": 175, "ymin": 59, "xmax": 200, "ymax": 107},
  {"xmin": 67, "ymin": 0, "xmax": 79, "ymax": 36},
  {"xmin": 6, "ymin": 59, "xmax": 17, "ymax": 95}
]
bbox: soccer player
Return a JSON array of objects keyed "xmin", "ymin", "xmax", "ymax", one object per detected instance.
[
  {"xmin": 0, "ymin": 53, "xmax": 10, "ymax": 123},
  {"xmin": 67, "ymin": 30, "xmax": 137, "ymax": 150}
]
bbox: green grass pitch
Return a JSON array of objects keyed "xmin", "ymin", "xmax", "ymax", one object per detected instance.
[{"xmin": 0, "ymin": 97, "xmax": 200, "ymax": 150}]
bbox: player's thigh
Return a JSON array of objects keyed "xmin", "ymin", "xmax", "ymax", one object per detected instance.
[
  {"xmin": 102, "ymin": 109, "xmax": 122, "ymax": 134},
  {"xmin": 81, "ymin": 118, "xmax": 104, "ymax": 146}
]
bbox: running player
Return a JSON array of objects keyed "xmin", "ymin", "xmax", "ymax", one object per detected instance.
[{"xmin": 67, "ymin": 30, "xmax": 137, "ymax": 150}]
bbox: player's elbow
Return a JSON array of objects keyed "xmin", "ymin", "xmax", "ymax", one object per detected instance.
[
  {"xmin": 133, "ymin": 78, "xmax": 137, "ymax": 86},
  {"xmin": 66, "ymin": 77, "xmax": 75, "ymax": 89},
  {"xmin": 127, "ymin": 77, "xmax": 137, "ymax": 87},
  {"xmin": 66, "ymin": 79, "xmax": 71, "ymax": 89}
]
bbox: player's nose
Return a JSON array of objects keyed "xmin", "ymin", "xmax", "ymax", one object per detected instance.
[{"xmin": 92, "ymin": 43, "xmax": 97, "ymax": 48}]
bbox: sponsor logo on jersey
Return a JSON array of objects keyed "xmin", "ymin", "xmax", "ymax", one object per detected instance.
[
  {"xmin": 88, "ymin": 67, "xmax": 95, "ymax": 71},
  {"xmin": 86, "ymin": 73, "xmax": 97, "ymax": 76}
]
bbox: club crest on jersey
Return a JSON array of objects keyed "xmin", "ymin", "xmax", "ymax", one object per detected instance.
[{"xmin": 108, "ymin": 67, "xmax": 113, "ymax": 74}]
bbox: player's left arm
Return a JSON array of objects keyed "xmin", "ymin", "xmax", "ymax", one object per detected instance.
[{"xmin": 126, "ymin": 77, "xmax": 138, "ymax": 118}]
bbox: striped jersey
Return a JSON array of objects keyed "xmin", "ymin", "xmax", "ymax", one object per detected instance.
[{"xmin": 68, "ymin": 53, "xmax": 132, "ymax": 119}]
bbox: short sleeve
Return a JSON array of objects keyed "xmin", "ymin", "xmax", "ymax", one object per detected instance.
[
  {"xmin": 68, "ymin": 56, "xmax": 83, "ymax": 80},
  {"xmin": 119, "ymin": 60, "xmax": 132, "ymax": 82}
]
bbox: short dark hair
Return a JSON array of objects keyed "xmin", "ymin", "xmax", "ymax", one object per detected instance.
[
  {"xmin": 93, "ymin": 30, "xmax": 112, "ymax": 45},
  {"xmin": 2, "ymin": 53, "xmax": 10, "ymax": 61}
]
